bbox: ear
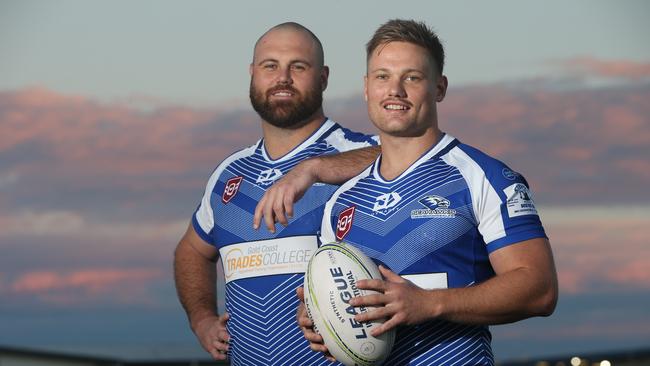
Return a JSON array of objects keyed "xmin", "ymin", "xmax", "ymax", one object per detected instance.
[
  {"xmin": 321, "ymin": 65, "xmax": 330, "ymax": 91},
  {"xmin": 436, "ymin": 75, "xmax": 448, "ymax": 103},
  {"xmin": 363, "ymin": 75, "xmax": 368, "ymax": 102}
]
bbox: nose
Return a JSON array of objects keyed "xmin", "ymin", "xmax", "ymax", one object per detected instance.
[
  {"xmin": 388, "ymin": 79, "xmax": 406, "ymax": 98},
  {"xmin": 276, "ymin": 66, "xmax": 293, "ymax": 85}
]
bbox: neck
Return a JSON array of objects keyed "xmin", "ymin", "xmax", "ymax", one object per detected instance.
[
  {"xmin": 378, "ymin": 128, "xmax": 441, "ymax": 180},
  {"xmin": 261, "ymin": 110, "xmax": 326, "ymax": 160}
]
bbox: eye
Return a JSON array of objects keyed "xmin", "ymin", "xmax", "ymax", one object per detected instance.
[
  {"xmin": 375, "ymin": 73, "xmax": 389, "ymax": 80},
  {"xmin": 405, "ymin": 75, "xmax": 422, "ymax": 82},
  {"xmin": 263, "ymin": 63, "xmax": 277, "ymax": 70},
  {"xmin": 291, "ymin": 64, "xmax": 307, "ymax": 71}
]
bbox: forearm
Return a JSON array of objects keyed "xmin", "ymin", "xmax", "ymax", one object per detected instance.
[
  {"xmin": 174, "ymin": 241, "xmax": 218, "ymax": 330},
  {"xmin": 310, "ymin": 146, "xmax": 380, "ymax": 184},
  {"xmin": 433, "ymin": 266, "xmax": 557, "ymax": 325}
]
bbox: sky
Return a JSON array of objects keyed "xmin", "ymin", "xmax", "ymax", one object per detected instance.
[{"xmin": 1, "ymin": 0, "xmax": 649, "ymax": 362}]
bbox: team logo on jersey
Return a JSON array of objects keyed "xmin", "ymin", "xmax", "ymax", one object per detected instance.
[
  {"xmin": 502, "ymin": 168, "xmax": 520, "ymax": 180},
  {"xmin": 222, "ymin": 176, "xmax": 243, "ymax": 204},
  {"xmin": 411, "ymin": 195, "xmax": 457, "ymax": 219},
  {"xmin": 256, "ymin": 168, "xmax": 283, "ymax": 186},
  {"xmin": 504, "ymin": 183, "xmax": 538, "ymax": 218},
  {"xmin": 372, "ymin": 192, "xmax": 401, "ymax": 213},
  {"xmin": 336, "ymin": 206, "xmax": 355, "ymax": 240}
]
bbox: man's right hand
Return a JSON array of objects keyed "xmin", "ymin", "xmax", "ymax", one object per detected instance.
[
  {"xmin": 254, "ymin": 159, "xmax": 319, "ymax": 233},
  {"xmin": 193, "ymin": 313, "xmax": 231, "ymax": 360},
  {"xmin": 296, "ymin": 287, "xmax": 336, "ymax": 362}
]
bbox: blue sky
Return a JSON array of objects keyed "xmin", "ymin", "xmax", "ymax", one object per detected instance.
[
  {"xmin": 1, "ymin": 0, "xmax": 649, "ymax": 362},
  {"xmin": 1, "ymin": 0, "xmax": 649, "ymax": 105}
]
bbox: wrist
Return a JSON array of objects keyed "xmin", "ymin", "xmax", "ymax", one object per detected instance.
[
  {"xmin": 301, "ymin": 157, "xmax": 323, "ymax": 183},
  {"xmin": 189, "ymin": 310, "xmax": 218, "ymax": 333}
]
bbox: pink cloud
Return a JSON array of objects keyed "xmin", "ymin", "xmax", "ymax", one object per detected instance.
[
  {"xmin": 8, "ymin": 268, "xmax": 165, "ymax": 306},
  {"xmin": 544, "ymin": 210, "xmax": 650, "ymax": 294},
  {"xmin": 557, "ymin": 56, "xmax": 650, "ymax": 79}
]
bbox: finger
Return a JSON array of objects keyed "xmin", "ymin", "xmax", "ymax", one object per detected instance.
[
  {"xmin": 253, "ymin": 195, "xmax": 266, "ymax": 229},
  {"xmin": 297, "ymin": 314, "xmax": 313, "ymax": 328},
  {"xmin": 296, "ymin": 286, "xmax": 304, "ymax": 301},
  {"xmin": 370, "ymin": 313, "xmax": 402, "ymax": 337},
  {"xmin": 349, "ymin": 293, "xmax": 385, "ymax": 307},
  {"xmin": 218, "ymin": 312, "xmax": 230, "ymax": 325},
  {"xmin": 263, "ymin": 201, "xmax": 277, "ymax": 233},
  {"xmin": 217, "ymin": 329, "xmax": 231, "ymax": 344},
  {"xmin": 283, "ymin": 190, "xmax": 295, "ymax": 220},
  {"xmin": 309, "ymin": 341, "xmax": 329, "ymax": 353},
  {"xmin": 212, "ymin": 339, "xmax": 230, "ymax": 352},
  {"xmin": 354, "ymin": 306, "xmax": 392, "ymax": 323},
  {"xmin": 209, "ymin": 348, "xmax": 227, "ymax": 361},
  {"xmin": 378, "ymin": 265, "xmax": 404, "ymax": 282},
  {"xmin": 356, "ymin": 278, "xmax": 386, "ymax": 291},
  {"xmin": 273, "ymin": 198, "xmax": 288, "ymax": 227},
  {"xmin": 303, "ymin": 329, "xmax": 324, "ymax": 343}
]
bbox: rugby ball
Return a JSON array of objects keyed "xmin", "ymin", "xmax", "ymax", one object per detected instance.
[{"xmin": 304, "ymin": 242, "xmax": 395, "ymax": 366}]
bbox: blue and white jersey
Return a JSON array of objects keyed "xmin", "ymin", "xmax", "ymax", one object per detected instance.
[
  {"xmin": 320, "ymin": 134, "xmax": 547, "ymax": 366},
  {"xmin": 193, "ymin": 119, "xmax": 377, "ymax": 366}
]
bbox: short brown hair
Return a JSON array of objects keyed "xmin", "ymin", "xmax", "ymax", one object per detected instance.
[{"xmin": 366, "ymin": 19, "xmax": 445, "ymax": 75}]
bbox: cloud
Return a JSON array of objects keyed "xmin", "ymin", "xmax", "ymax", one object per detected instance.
[
  {"xmin": 2, "ymin": 83, "xmax": 650, "ymax": 216},
  {"xmin": 5, "ymin": 268, "xmax": 165, "ymax": 307},
  {"xmin": 556, "ymin": 56, "xmax": 650, "ymax": 79},
  {"xmin": 541, "ymin": 206, "xmax": 650, "ymax": 294},
  {"xmin": 0, "ymin": 209, "xmax": 187, "ymax": 240},
  {"xmin": 1, "ymin": 84, "xmax": 649, "ymax": 310}
]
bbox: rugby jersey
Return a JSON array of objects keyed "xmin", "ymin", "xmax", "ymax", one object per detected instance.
[
  {"xmin": 193, "ymin": 119, "xmax": 377, "ymax": 366},
  {"xmin": 320, "ymin": 133, "xmax": 547, "ymax": 366}
]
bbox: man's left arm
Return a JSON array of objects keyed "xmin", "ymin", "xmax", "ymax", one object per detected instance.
[
  {"xmin": 352, "ymin": 237, "xmax": 558, "ymax": 336},
  {"xmin": 253, "ymin": 145, "xmax": 380, "ymax": 232}
]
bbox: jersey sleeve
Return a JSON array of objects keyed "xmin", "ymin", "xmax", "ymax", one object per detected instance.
[
  {"xmin": 446, "ymin": 144, "xmax": 547, "ymax": 253},
  {"xmin": 324, "ymin": 125, "xmax": 379, "ymax": 153},
  {"xmin": 191, "ymin": 167, "xmax": 220, "ymax": 246}
]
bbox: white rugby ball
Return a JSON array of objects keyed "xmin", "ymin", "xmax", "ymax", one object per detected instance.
[{"xmin": 304, "ymin": 242, "xmax": 395, "ymax": 366}]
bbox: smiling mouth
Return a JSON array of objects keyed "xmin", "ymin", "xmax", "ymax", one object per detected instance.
[
  {"xmin": 384, "ymin": 103, "xmax": 409, "ymax": 110},
  {"xmin": 271, "ymin": 90, "xmax": 294, "ymax": 97},
  {"xmin": 382, "ymin": 100, "xmax": 411, "ymax": 111}
]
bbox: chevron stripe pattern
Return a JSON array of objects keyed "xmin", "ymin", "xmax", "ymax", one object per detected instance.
[
  {"xmin": 225, "ymin": 274, "xmax": 337, "ymax": 366},
  {"xmin": 320, "ymin": 135, "xmax": 505, "ymax": 364},
  {"xmin": 192, "ymin": 120, "xmax": 375, "ymax": 365}
]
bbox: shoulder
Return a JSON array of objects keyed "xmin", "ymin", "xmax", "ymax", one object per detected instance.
[
  {"xmin": 443, "ymin": 139, "xmax": 530, "ymax": 190},
  {"xmin": 324, "ymin": 120, "xmax": 378, "ymax": 152},
  {"xmin": 203, "ymin": 141, "xmax": 260, "ymax": 188}
]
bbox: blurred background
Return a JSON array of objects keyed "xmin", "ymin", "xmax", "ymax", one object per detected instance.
[{"xmin": 1, "ymin": 0, "xmax": 649, "ymax": 364}]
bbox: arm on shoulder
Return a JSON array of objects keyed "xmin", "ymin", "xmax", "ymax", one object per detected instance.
[{"xmin": 253, "ymin": 145, "xmax": 380, "ymax": 232}]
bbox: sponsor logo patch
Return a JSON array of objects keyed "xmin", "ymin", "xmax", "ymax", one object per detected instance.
[
  {"xmin": 372, "ymin": 192, "xmax": 401, "ymax": 212},
  {"xmin": 502, "ymin": 168, "xmax": 520, "ymax": 180},
  {"xmin": 256, "ymin": 168, "xmax": 283, "ymax": 186},
  {"xmin": 504, "ymin": 183, "xmax": 538, "ymax": 217},
  {"xmin": 411, "ymin": 195, "xmax": 457, "ymax": 219},
  {"xmin": 222, "ymin": 176, "xmax": 243, "ymax": 204},
  {"xmin": 336, "ymin": 206, "xmax": 355, "ymax": 240},
  {"xmin": 219, "ymin": 236, "xmax": 317, "ymax": 283}
]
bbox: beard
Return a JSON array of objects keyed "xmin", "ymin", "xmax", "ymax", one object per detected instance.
[{"xmin": 249, "ymin": 81, "xmax": 323, "ymax": 129}]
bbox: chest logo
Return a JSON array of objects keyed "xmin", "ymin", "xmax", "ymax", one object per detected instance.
[
  {"xmin": 256, "ymin": 168, "xmax": 283, "ymax": 186},
  {"xmin": 336, "ymin": 206, "xmax": 355, "ymax": 240},
  {"xmin": 222, "ymin": 176, "xmax": 243, "ymax": 204},
  {"xmin": 411, "ymin": 195, "xmax": 457, "ymax": 219},
  {"xmin": 372, "ymin": 192, "xmax": 401, "ymax": 212}
]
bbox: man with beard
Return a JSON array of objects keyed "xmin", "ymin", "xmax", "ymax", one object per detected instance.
[{"xmin": 173, "ymin": 22, "xmax": 378, "ymax": 365}]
